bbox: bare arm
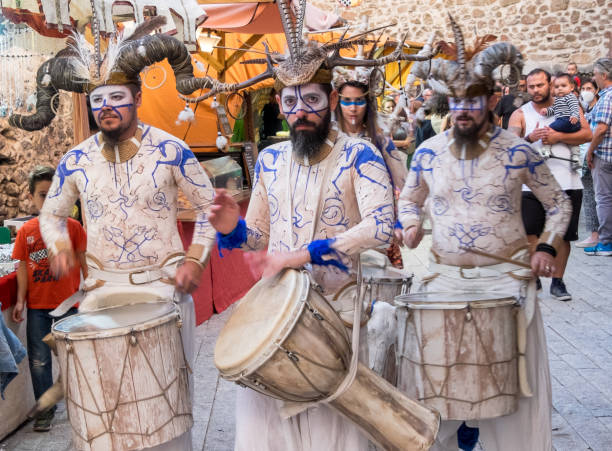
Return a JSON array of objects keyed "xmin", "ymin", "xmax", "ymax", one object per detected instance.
[
  {"xmin": 544, "ymin": 109, "xmax": 592, "ymax": 145},
  {"xmin": 507, "ymin": 108, "xmax": 525, "ymax": 138},
  {"xmin": 77, "ymin": 251, "xmax": 88, "ymax": 280},
  {"xmin": 12, "ymin": 262, "xmax": 28, "ymax": 322}
]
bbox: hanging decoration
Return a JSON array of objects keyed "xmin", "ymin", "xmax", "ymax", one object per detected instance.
[
  {"xmin": 2, "ymin": 0, "xmax": 207, "ymax": 50},
  {"xmin": 0, "ymin": 25, "xmax": 50, "ymax": 118}
]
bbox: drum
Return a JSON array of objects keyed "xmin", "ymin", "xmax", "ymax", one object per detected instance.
[
  {"xmin": 215, "ymin": 269, "xmax": 439, "ymax": 450},
  {"xmin": 52, "ymin": 302, "xmax": 192, "ymax": 451},
  {"xmin": 395, "ymin": 292, "xmax": 519, "ymax": 420},
  {"xmin": 333, "ymin": 264, "xmax": 413, "ymax": 327}
]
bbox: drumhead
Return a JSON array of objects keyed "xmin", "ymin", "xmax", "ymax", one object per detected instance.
[
  {"xmin": 52, "ymin": 302, "xmax": 178, "ymax": 339},
  {"xmin": 395, "ymin": 291, "xmax": 516, "ymax": 309},
  {"xmin": 215, "ymin": 269, "xmax": 309, "ymax": 376}
]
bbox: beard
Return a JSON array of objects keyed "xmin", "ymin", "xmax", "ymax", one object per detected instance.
[
  {"xmin": 530, "ymin": 87, "xmax": 550, "ymax": 105},
  {"xmin": 453, "ymin": 113, "xmax": 488, "ymax": 145},
  {"xmin": 290, "ymin": 110, "xmax": 332, "ymax": 161},
  {"xmin": 99, "ymin": 110, "xmax": 137, "ymax": 142}
]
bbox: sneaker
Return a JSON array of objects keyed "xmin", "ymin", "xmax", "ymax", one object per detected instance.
[
  {"xmin": 584, "ymin": 242, "xmax": 612, "ymax": 256},
  {"xmin": 32, "ymin": 410, "xmax": 54, "ymax": 432},
  {"xmin": 575, "ymin": 238, "xmax": 598, "ymax": 248},
  {"xmin": 550, "ymin": 278, "xmax": 571, "ymax": 301}
]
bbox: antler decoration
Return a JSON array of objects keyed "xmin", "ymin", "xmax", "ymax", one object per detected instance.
[{"xmin": 179, "ymin": 17, "xmax": 439, "ymax": 105}]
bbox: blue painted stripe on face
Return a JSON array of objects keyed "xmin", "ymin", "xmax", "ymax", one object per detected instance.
[
  {"xmin": 92, "ymin": 100, "xmax": 133, "ymax": 122},
  {"xmin": 339, "ymin": 99, "xmax": 367, "ymax": 107}
]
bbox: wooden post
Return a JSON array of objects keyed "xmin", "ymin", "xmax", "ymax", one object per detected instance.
[{"xmin": 71, "ymin": 93, "xmax": 91, "ymax": 146}]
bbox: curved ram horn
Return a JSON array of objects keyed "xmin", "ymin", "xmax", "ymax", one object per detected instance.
[
  {"xmin": 472, "ymin": 42, "xmax": 524, "ymax": 87},
  {"xmin": 8, "ymin": 56, "xmax": 88, "ymax": 131}
]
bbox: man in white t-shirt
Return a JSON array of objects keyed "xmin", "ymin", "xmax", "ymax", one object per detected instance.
[{"xmin": 509, "ymin": 68, "xmax": 593, "ymax": 300}]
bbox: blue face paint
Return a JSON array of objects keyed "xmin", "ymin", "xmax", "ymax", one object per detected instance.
[
  {"xmin": 89, "ymin": 85, "xmax": 135, "ymax": 123},
  {"xmin": 91, "ymin": 99, "xmax": 134, "ymax": 122},
  {"xmin": 280, "ymin": 85, "xmax": 329, "ymax": 118},
  {"xmin": 449, "ymin": 96, "xmax": 486, "ymax": 112},
  {"xmin": 339, "ymin": 97, "xmax": 367, "ymax": 107}
]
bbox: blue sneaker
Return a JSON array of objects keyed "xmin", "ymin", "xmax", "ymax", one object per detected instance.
[{"xmin": 584, "ymin": 242, "xmax": 612, "ymax": 256}]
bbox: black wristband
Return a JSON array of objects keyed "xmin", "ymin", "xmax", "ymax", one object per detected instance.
[
  {"xmin": 524, "ymin": 134, "xmax": 532, "ymax": 143},
  {"xmin": 536, "ymin": 243, "xmax": 557, "ymax": 258}
]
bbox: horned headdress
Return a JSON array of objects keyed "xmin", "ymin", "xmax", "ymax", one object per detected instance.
[
  {"xmin": 9, "ymin": 16, "xmax": 222, "ymax": 131},
  {"xmin": 180, "ymin": 0, "xmax": 438, "ymax": 105},
  {"xmin": 410, "ymin": 15, "xmax": 524, "ymax": 98}
]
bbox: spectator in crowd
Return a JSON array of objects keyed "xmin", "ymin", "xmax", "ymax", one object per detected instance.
[
  {"xmin": 585, "ymin": 58, "xmax": 612, "ymax": 256},
  {"xmin": 11, "ymin": 166, "xmax": 87, "ymax": 432},
  {"xmin": 567, "ymin": 61, "xmax": 582, "ymax": 90},
  {"xmin": 540, "ymin": 73, "xmax": 582, "ymax": 133},
  {"xmin": 577, "ymin": 79, "xmax": 601, "ymax": 248},
  {"xmin": 509, "ymin": 68, "xmax": 592, "ymax": 300}
]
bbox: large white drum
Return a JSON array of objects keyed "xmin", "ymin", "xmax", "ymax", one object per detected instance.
[
  {"xmin": 395, "ymin": 292, "xmax": 519, "ymax": 421},
  {"xmin": 52, "ymin": 302, "xmax": 192, "ymax": 451},
  {"xmin": 215, "ymin": 269, "xmax": 440, "ymax": 450}
]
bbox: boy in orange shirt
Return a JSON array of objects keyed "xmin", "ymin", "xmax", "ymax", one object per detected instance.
[{"xmin": 11, "ymin": 166, "xmax": 87, "ymax": 432}]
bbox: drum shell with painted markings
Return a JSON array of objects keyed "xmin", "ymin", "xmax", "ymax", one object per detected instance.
[
  {"xmin": 52, "ymin": 301, "xmax": 192, "ymax": 451},
  {"xmin": 395, "ymin": 292, "xmax": 519, "ymax": 420}
]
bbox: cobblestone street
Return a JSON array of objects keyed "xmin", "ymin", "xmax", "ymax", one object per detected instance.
[{"xmin": 2, "ymin": 228, "xmax": 612, "ymax": 451}]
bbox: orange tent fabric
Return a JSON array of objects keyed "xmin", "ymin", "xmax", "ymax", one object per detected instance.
[{"xmin": 138, "ymin": 32, "xmax": 287, "ymax": 148}]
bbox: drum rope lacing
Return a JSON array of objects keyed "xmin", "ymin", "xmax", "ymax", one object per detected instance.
[
  {"xmin": 280, "ymin": 265, "xmax": 365, "ymax": 418},
  {"xmin": 401, "ymin": 305, "xmax": 519, "ymax": 404},
  {"xmin": 61, "ymin": 325, "xmax": 192, "ymax": 444}
]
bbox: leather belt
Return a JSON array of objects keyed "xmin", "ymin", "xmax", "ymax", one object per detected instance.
[{"xmin": 429, "ymin": 261, "xmax": 522, "ymax": 279}]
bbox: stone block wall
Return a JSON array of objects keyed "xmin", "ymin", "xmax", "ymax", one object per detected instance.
[{"xmin": 312, "ymin": 0, "xmax": 611, "ymax": 72}]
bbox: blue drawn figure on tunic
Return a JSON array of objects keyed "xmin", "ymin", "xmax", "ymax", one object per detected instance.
[
  {"xmin": 109, "ymin": 186, "xmax": 136, "ymax": 220},
  {"xmin": 321, "ymin": 195, "xmax": 349, "ymax": 228},
  {"xmin": 399, "ymin": 204, "xmax": 420, "ymax": 217},
  {"xmin": 147, "ymin": 190, "xmax": 170, "ymax": 212},
  {"xmin": 103, "ymin": 225, "xmax": 157, "ymax": 264},
  {"xmin": 448, "ymin": 223, "xmax": 491, "ymax": 248},
  {"xmin": 268, "ymin": 192, "xmax": 280, "ymax": 225},
  {"xmin": 333, "ymin": 142, "xmax": 387, "ymax": 192},
  {"xmin": 383, "ymin": 139, "xmax": 402, "ymax": 162},
  {"xmin": 194, "ymin": 217, "xmax": 211, "ymax": 239},
  {"xmin": 409, "ymin": 148, "xmax": 437, "ymax": 187},
  {"xmin": 86, "ymin": 196, "xmax": 104, "ymax": 220},
  {"xmin": 150, "ymin": 140, "xmax": 208, "ymax": 188},
  {"xmin": 432, "ymin": 196, "xmax": 450, "ymax": 216},
  {"xmin": 255, "ymin": 147, "xmax": 284, "ymax": 186},
  {"xmin": 50, "ymin": 148, "xmax": 91, "ymax": 198},
  {"xmin": 503, "ymin": 144, "xmax": 545, "ymax": 182},
  {"xmin": 487, "ymin": 192, "xmax": 513, "ymax": 213},
  {"xmin": 373, "ymin": 203, "xmax": 394, "ymax": 243},
  {"xmin": 454, "ymin": 159, "xmax": 483, "ymax": 205}
]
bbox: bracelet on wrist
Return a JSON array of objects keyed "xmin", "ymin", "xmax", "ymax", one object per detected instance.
[
  {"xmin": 535, "ymin": 243, "xmax": 557, "ymax": 258},
  {"xmin": 184, "ymin": 257, "xmax": 205, "ymax": 270}
]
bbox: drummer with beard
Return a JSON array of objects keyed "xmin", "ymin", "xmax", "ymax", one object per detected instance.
[
  {"xmin": 208, "ymin": 75, "xmax": 396, "ymax": 449},
  {"xmin": 397, "ymin": 24, "xmax": 571, "ymax": 451},
  {"xmin": 9, "ymin": 19, "xmax": 220, "ymax": 450}
]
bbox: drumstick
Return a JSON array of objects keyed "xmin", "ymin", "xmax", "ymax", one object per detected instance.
[{"xmin": 459, "ymin": 246, "xmax": 532, "ymax": 270}]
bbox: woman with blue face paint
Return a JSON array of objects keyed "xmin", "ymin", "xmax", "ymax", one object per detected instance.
[{"xmin": 333, "ymin": 72, "xmax": 409, "ymax": 269}]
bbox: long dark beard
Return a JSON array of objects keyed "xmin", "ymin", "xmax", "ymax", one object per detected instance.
[
  {"xmin": 453, "ymin": 113, "xmax": 489, "ymax": 146},
  {"xmin": 290, "ymin": 110, "xmax": 332, "ymax": 160}
]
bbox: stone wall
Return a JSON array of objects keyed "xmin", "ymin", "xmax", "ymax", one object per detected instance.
[
  {"xmin": 0, "ymin": 84, "xmax": 74, "ymax": 222},
  {"xmin": 312, "ymin": 0, "xmax": 611, "ymax": 72}
]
